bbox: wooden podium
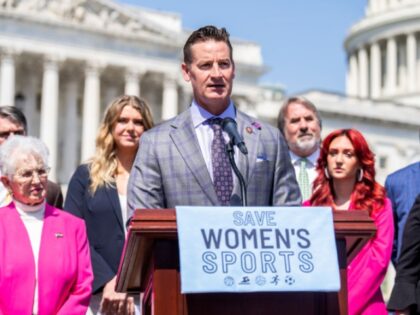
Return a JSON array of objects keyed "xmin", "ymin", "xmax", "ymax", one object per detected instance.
[{"xmin": 116, "ymin": 209, "xmax": 376, "ymax": 315}]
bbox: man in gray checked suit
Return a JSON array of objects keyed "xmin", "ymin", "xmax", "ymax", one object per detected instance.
[{"xmin": 127, "ymin": 25, "xmax": 301, "ymax": 212}]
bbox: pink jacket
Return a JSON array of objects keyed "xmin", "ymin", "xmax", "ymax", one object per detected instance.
[
  {"xmin": 303, "ymin": 198, "xmax": 394, "ymax": 315},
  {"xmin": 0, "ymin": 202, "xmax": 93, "ymax": 315}
]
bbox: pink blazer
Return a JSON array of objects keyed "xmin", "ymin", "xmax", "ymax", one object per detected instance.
[
  {"xmin": 303, "ymin": 199, "xmax": 394, "ymax": 315},
  {"xmin": 0, "ymin": 202, "xmax": 93, "ymax": 315}
]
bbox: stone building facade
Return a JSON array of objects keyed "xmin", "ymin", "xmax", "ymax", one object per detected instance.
[
  {"xmin": 0, "ymin": 0, "xmax": 418, "ymax": 189},
  {"xmin": 0, "ymin": 0, "xmax": 281, "ymax": 184},
  {"xmin": 300, "ymin": 0, "xmax": 420, "ymax": 185}
]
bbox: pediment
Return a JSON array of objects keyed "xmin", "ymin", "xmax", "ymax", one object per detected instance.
[{"xmin": 1, "ymin": 0, "xmax": 180, "ymax": 42}]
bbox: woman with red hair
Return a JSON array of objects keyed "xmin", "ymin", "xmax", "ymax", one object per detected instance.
[{"xmin": 305, "ymin": 128, "xmax": 393, "ymax": 315}]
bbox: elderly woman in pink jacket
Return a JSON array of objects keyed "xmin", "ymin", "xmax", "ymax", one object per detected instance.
[{"xmin": 0, "ymin": 136, "xmax": 93, "ymax": 315}]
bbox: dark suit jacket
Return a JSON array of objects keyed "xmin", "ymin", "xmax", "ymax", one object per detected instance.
[
  {"xmin": 64, "ymin": 164, "xmax": 125, "ymax": 293},
  {"xmin": 385, "ymin": 162, "xmax": 420, "ymax": 264},
  {"xmin": 388, "ymin": 194, "xmax": 420, "ymax": 314},
  {"xmin": 46, "ymin": 180, "xmax": 63, "ymax": 209}
]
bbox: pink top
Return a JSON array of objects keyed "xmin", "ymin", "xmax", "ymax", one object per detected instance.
[{"xmin": 303, "ymin": 198, "xmax": 394, "ymax": 315}]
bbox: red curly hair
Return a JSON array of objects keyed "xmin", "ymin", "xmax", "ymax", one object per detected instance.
[{"xmin": 310, "ymin": 129, "xmax": 386, "ymax": 216}]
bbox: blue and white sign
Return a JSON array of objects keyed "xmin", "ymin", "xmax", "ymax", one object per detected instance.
[{"xmin": 176, "ymin": 206, "xmax": 340, "ymax": 294}]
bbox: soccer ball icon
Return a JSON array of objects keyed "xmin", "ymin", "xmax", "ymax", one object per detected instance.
[
  {"xmin": 255, "ymin": 276, "xmax": 266, "ymax": 286},
  {"xmin": 284, "ymin": 275, "xmax": 295, "ymax": 285},
  {"xmin": 224, "ymin": 276, "xmax": 234, "ymax": 287}
]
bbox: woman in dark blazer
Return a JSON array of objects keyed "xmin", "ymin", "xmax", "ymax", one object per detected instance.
[
  {"xmin": 388, "ymin": 194, "xmax": 420, "ymax": 315},
  {"xmin": 65, "ymin": 95, "xmax": 154, "ymax": 315}
]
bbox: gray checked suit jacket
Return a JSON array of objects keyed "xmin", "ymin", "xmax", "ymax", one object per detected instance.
[{"xmin": 127, "ymin": 108, "xmax": 301, "ymax": 212}]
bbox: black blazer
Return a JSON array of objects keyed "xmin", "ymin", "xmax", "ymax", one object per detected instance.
[
  {"xmin": 388, "ymin": 194, "xmax": 420, "ymax": 314},
  {"xmin": 64, "ymin": 164, "xmax": 125, "ymax": 293}
]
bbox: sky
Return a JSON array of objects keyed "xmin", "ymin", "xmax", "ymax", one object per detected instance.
[{"xmin": 118, "ymin": 0, "xmax": 367, "ymax": 95}]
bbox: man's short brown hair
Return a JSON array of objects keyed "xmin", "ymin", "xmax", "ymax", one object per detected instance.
[{"xmin": 183, "ymin": 25, "xmax": 233, "ymax": 64}]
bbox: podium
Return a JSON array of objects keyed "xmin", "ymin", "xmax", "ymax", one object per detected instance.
[{"xmin": 116, "ymin": 209, "xmax": 376, "ymax": 315}]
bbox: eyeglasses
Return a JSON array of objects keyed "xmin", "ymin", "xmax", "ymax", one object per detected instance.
[
  {"xmin": 0, "ymin": 130, "xmax": 25, "ymax": 139},
  {"xmin": 14, "ymin": 167, "xmax": 50, "ymax": 182}
]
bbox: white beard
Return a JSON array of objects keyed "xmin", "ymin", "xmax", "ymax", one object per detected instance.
[{"xmin": 291, "ymin": 136, "xmax": 320, "ymax": 156}]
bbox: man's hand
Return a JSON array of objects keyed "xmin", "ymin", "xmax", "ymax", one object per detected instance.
[{"xmin": 100, "ymin": 276, "xmax": 135, "ymax": 315}]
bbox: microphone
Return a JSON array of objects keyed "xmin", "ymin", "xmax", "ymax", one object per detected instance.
[{"xmin": 222, "ymin": 117, "xmax": 248, "ymax": 155}]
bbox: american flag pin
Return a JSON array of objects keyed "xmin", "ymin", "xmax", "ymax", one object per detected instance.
[{"xmin": 55, "ymin": 233, "xmax": 63, "ymax": 238}]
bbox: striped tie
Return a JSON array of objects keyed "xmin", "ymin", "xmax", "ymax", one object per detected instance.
[{"xmin": 298, "ymin": 158, "xmax": 311, "ymax": 201}]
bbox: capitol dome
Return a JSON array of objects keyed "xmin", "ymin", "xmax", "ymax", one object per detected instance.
[{"xmin": 345, "ymin": 0, "xmax": 420, "ymax": 106}]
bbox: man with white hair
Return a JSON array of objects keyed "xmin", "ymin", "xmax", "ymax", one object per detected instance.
[{"xmin": 277, "ymin": 97, "xmax": 322, "ymax": 201}]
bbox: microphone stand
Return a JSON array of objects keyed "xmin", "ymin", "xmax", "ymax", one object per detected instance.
[{"xmin": 226, "ymin": 141, "xmax": 248, "ymax": 206}]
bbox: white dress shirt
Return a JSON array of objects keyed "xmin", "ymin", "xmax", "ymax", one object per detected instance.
[
  {"xmin": 118, "ymin": 193, "xmax": 128, "ymax": 236},
  {"xmin": 190, "ymin": 99, "xmax": 236, "ymax": 181},
  {"xmin": 289, "ymin": 149, "xmax": 320, "ymax": 191}
]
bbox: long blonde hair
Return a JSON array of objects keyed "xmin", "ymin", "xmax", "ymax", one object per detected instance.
[{"xmin": 88, "ymin": 95, "xmax": 154, "ymax": 193}]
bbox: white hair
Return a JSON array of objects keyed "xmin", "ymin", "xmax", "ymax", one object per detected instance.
[{"xmin": 0, "ymin": 135, "xmax": 49, "ymax": 176}]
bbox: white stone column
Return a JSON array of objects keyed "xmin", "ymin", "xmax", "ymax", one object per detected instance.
[
  {"xmin": 407, "ymin": 33, "xmax": 417, "ymax": 92},
  {"xmin": 81, "ymin": 64, "xmax": 101, "ymax": 162},
  {"xmin": 0, "ymin": 52, "xmax": 15, "ymax": 106},
  {"xmin": 389, "ymin": 0, "xmax": 399, "ymax": 8},
  {"xmin": 386, "ymin": 37, "xmax": 397, "ymax": 95},
  {"xmin": 369, "ymin": 0, "xmax": 380, "ymax": 14},
  {"xmin": 397, "ymin": 40, "xmax": 407, "ymax": 92},
  {"xmin": 23, "ymin": 74, "xmax": 39, "ymax": 136},
  {"xmin": 63, "ymin": 80, "xmax": 79, "ymax": 180},
  {"xmin": 124, "ymin": 70, "xmax": 143, "ymax": 97},
  {"xmin": 389, "ymin": 0, "xmax": 401, "ymax": 8},
  {"xmin": 347, "ymin": 52, "xmax": 359, "ymax": 97},
  {"xmin": 416, "ymin": 36, "xmax": 420, "ymax": 90},
  {"xmin": 370, "ymin": 42, "xmax": 381, "ymax": 98},
  {"xmin": 358, "ymin": 47, "xmax": 369, "ymax": 98},
  {"xmin": 40, "ymin": 57, "xmax": 59, "ymax": 181},
  {"xmin": 161, "ymin": 75, "xmax": 178, "ymax": 120},
  {"xmin": 378, "ymin": 0, "xmax": 387, "ymax": 11}
]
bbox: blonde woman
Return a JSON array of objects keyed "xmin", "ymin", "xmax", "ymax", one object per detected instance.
[{"xmin": 65, "ymin": 95, "xmax": 154, "ymax": 315}]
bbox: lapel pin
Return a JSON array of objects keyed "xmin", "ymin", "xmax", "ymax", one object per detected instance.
[
  {"xmin": 246, "ymin": 126, "xmax": 253, "ymax": 134},
  {"xmin": 251, "ymin": 122, "xmax": 262, "ymax": 130},
  {"xmin": 55, "ymin": 233, "xmax": 63, "ymax": 238}
]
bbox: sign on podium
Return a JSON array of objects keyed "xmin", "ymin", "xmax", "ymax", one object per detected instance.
[{"xmin": 176, "ymin": 206, "xmax": 340, "ymax": 293}]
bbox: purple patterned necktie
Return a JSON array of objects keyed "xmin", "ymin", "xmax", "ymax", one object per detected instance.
[{"xmin": 206, "ymin": 118, "xmax": 233, "ymax": 205}]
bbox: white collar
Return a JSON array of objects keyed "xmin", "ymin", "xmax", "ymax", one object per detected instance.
[
  {"xmin": 190, "ymin": 99, "xmax": 236, "ymax": 128},
  {"xmin": 289, "ymin": 148, "xmax": 320, "ymax": 167},
  {"xmin": 14, "ymin": 199, "xmax": 46, "ymax": 214}
]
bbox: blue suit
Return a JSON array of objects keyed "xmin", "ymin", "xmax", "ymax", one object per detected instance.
[{"xmin": 385, "ymin": 162, "xmax": 420, "ymax": 265}]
